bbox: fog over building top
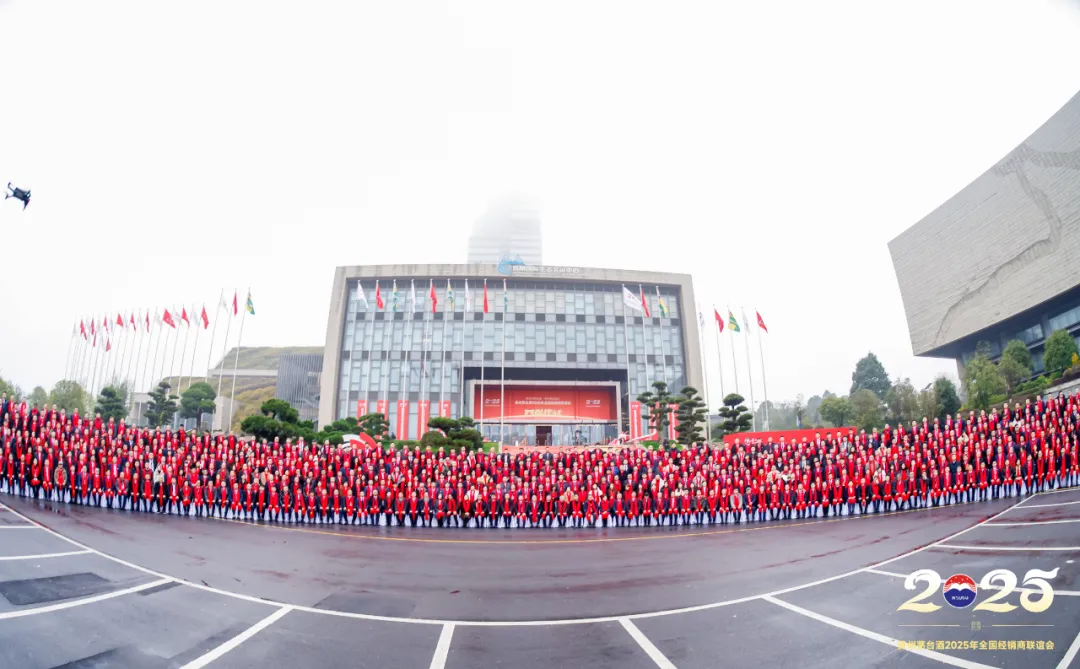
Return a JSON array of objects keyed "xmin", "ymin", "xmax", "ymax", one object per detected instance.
[{"xmin": 466, "ymin": 197, "xmax": 543, "ymax": 266}]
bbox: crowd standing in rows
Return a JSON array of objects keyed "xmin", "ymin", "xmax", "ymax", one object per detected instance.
[{"xmin": 2, "ymin": 392, "xmax": 1079, "ymax": 529}]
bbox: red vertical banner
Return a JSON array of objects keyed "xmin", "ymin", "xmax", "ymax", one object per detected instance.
[
  {"xmin": 629, "ymin": 401, "xmax": 642, "ymax": 440},
  {"xmin": 667, "ymin": 403, "xmax": 679, "ymax": 442},
  {"xmin": 440, "ymin": 400, "xmax": 451, "ymax": 420},
  {"xmin": 356, "ymin": 400, "xmax": 369, "ymax": 418},
  {"xmin": 396, "ymin": 400, "xmax": 410, "ymax": 441},
  {"xmin": 376, "ymin": 399, "xmax": 388, "ymax": 420},
  {"xmin": 416, "ymin": 400, "xmax": 431, "ymax": 438}
]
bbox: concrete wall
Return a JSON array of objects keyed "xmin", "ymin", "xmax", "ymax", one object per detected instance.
[
  {"xmin": 319, "ymin": 263, "xmax": 702, "ymax": 427},
  {"xmin": 889, "ymin": 89, "xmax": 1080, "ymax": 357}
]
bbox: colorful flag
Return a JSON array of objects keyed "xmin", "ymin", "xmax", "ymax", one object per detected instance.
[
  {"xmin": 656, "ymin": 287, "xmax": 668, "ymax": 318},
  {"xmin": 391, "ymin": 280, "xmax": 399, "ymax": 312},
  {"xmin": 129, "ymin": 312, "xmax": 136, "ymax": 330},
  {"xmin": 430, "ymin": 280, "xmax": 438, "ymax": 314},
  {"xmin": 163, "ymin": 308, "xmax": 177, "ymax": 328},
  {"xmin": 375, "ymin": 281, "xmax": 384, "ymax": 310},
  {"xmin": 756, "ymin": 310, "xmax": 768, "ymax": 333},
  {"xmin": 464, "ymin": 279, "xmax": 472, "ymax": 311},
  {"xmin": 727, "ymin": 309, "xmax": 740, "ymax": 333},
  {"xmin": 447, "ymin": 279, "xmax": 455, "ymax": 311},
  {"xmin": 714, "ymin": 307, "xmax": 724, "ymax": 332},
  {"xmin": 80, "ymin": 320, "xmax": 88, "ymax": 340},
  {"xmin": 638, "ymin": 285, "xmax": 650, "ymax": 318},
  {"xmin": 622, "ymin": 286, "xmax": 642, "ymax": 311},
  {"xmin": 356, "ymin": 282, "xmax": 369, "ymax": 309},
  {"xmin": 181, "ymin": 307, "xmax": 190, "ymax": 326},
  {"xmin": 200, "ymin": 305, "xmax": 210, "ymax": 329},
  {"xmin": 246, "ymin": 291, "xmax": 255, "ymax": 315},
  {"xmin": 483, "ymin": 279, "xmax": 489, "ymax": 314}
]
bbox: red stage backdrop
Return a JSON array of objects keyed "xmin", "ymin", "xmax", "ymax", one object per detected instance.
[
  {"xmin": 474, "ymin": 386, "xmax": 616, "ymax": 422},
  {"xmin": 722, "ymin": 427, "xmax": 857, "ymax": 446}
]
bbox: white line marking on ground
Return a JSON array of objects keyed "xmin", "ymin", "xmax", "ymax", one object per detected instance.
[
  {"xmin": 1033, "ymin": 486, "xmax": 1080, "ymax": 496},
  {"xmin": 763, "ymin": 595, "xmax": 995, "ymax": 669},
  {"xmin": 620, "ymin": 618, "xmax": 677, "ymax": 669},
  {"xmin": 428, "ymin": 623, "xmax": 455, "ymax": 669},
  {"xmin": 0, "ymin": 549, "xmax": 90, "ymax": 561},
  {"xmin": 1009, "ymin": 500, "xmax": 1080, "ymax": 510},
  {"xmin": 0, "ymin": 525, "xmax": 38, "ymax": 529},
  {"xmin": 1058, "ymin": 628, "xmax": 1080, "ymax": 669},
  {"xmin": 180, "ymin": 605, "xmax": 292, "ymax": 669},
  {"xmin": 0, "ymin": 578, "xmax": 171, "ymax": 620},
  {"xmin": 936, "ymin": 544, "xmax": 1080, "ymax": 552},
  {"xmin": 985, "ymin": 519, "xmax": 1080, "ymax": 526},
  {"xmin": 864, "ymin": 568, "xmax": 1080, "ymax": 597},
  {"xmin": 0, "ymin": 498, "xmax": 1029, "ymax": 627}
]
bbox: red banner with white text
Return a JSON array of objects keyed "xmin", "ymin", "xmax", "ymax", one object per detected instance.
[
  {"xmin": 395, "ymin": 400, "xmax": 410, "ymax": 440},
  {"xmin": 416, "ymin": 400, "xmax": 431, "ymax": 438},
  {"xmin": 473, "ymin": 385, "xmax": 616, "ymax": 422},
  {"xmin": 629, "ymin": 401, "xmax": 642, "ymax": 440},
  {"xmin": 440, "ymin": 400, "xmax": 451, "ymax": 420},
  {"xmin": 376, "ymin": 399, "xmax": 388, "ymax": 421},
  {"xmin": 356, "ymin": 400, "xmax": 369, "ymax": 418}
]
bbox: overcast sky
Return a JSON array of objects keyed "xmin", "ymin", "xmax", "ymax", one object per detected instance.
[{"xmin": 2, "ymin": 0, "xmax": 1080, "ymax": 407}]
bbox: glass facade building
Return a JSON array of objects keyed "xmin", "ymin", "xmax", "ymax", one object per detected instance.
[{"xmin": 321, "ymin": 264, "xmax": 703, "ymax": 445}]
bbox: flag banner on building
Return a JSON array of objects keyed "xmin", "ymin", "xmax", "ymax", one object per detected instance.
[
  {"xmin": 622, "ymin": 285, "xmax": 642, "ymax": 311},
  {"xmin": 440, "ymin": 399, "xmax": 451, "ymax": 420},
  {"xmin": 429, "ymin": 280, "xmax": 438, "ymax": 313},
  {"xmin": 246, "ymin": 292, "xmax": 255, "ymax": 315},
  {"xmin": 483, "ymin": 279, "xmax": 489, "ymax": 313},
  {"xmin": 416, "ymin": 400, "xmax": 431, "ymax": 438},
  {"xmin": 638, "ymin": 285, "xmax": 650, "ymax": 318},
  {"xmin": 447, "ymin": 280, "xmax": 455, "ymax": 311},
  {"xmin": 375, "ymin": 281, "xmax": 384, "ymax": 310},
  {"xmin": 357, "ymin": 283, "xmax": 369, "ymax": 309},
  {"xmin": 396, "ymin": 399, "xmax": 410, "ymax": 440},
  {"xmin": 656, "ymin": 287, "xmax": 668, "ymax": 318},
  {"xmin": 714, "ymin": 307, "xmax": 724, "ymax": 332},
  {"xmin": 163, "ymin": 308, "xmax": 177, "ymax": 328},
  {"xmin": 376, "ymin": 399, "xmax": 388, "ymax": 420},
  {"xmin": 356, "ymin": 400, "xmax": 369, "ymax": 418},
  {"xmin": 200, "ymin": 306, "xmax": 210, "ymax": 329},
  {"xmin": 728, "ymin": 310, "xmax": 740, "ymax": 333},
  {"xmin": 629, "ymin": 400, "xmax": 643, "ymax": 440},
  {"xmin": 668, "ymin": 403, "xmax": 679, "ymax": 441},
  {"xmin": 757, "ymin": 310, "xmax": 768, "ymax": 333}
]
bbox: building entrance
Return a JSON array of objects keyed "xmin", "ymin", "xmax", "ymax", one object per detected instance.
[{"xmin": 536, "ymin": 425, "xmax": 552, "ymax": 446}]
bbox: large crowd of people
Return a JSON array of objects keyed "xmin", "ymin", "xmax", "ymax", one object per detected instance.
[{"xmin": 2, "ymin": 391, "xmax": 1078, "ymax": 529}]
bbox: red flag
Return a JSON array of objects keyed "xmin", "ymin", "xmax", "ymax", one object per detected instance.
[
  {"xmin": 714, "ymin": 308, "xmax": 724, "ymax": 332},
  {"xmin": 375, "ymin": 282, "xmax": 384, "ymax": 310},
  {"xmin": 129, "ymin": 313, "xmax": 136, "ymax": 330},
  {"xmin": 200, "ymin": 305, "xmax": 210, "ymax": 329},
  {"xmin": 639, "ymin": 286, "xmax": 650, "ymax": 318},
  {"xmin": 90, "ymin": 319, "xmax": 96, "ymax": 336},
  {"xmin": 232, "ymin": 291, "xmax": 238, "ymax": 316},
  {"xmin": 483, "ymin": 280, "xmax": 489, "ymax": 314},
  {"xmin": 756, "ymin": 310, "xmax": 768, "ymax": 333},
  {"xmin": 163, "ymin": 308, "xmax": 177, "ymax": 328},
  {"xmin": 79, "ymin": 320, "xmax": 88, "ymax": 340},
  {"xmin": 102, "ymin": 316, "xmax": 109, "ymax": 332},
  {"xmin": 116, "ymin": 313, "xmax": 123, "ymax": 328},
  {"xmin": 145, "ymin": 311, "xmax": 151, "ymax": 332},
  {"xmin": 429, "ymin": 280, "xmax": 438, "ymax": 314},
  {"xmin": 106, "ymin": 338, "xmax": 112, "ymax": 353},
  {"xmin": 181, "ymin": 307, "xmax": 190, "ymax": 326},
  {"xmin": 92, "ymin": 332, "xmax": 97, "ymax": 348}
]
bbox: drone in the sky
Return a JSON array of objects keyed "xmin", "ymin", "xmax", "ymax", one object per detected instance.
[{"xmin": 5, "ymin": 183, "xmax": 31, "ymax": 209}]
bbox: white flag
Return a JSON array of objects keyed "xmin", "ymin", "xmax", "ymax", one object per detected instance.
[
  {"xmin": 218, "ymin": 291, "xmax": 228, "ymax": 312},
  {"xmin": 410, "ymin": 279, "xmax": 418, "ymax": 310},
  {"xmin": 356, "ymin": 282, "xmax": 369, "ymax": 309},
  {"xmin": 465, "ymin": 279, "xmax": 472, "ymax": 311},
  {"xmin": 622, "ymin": 285, "xmax": 642, "ymax": 311}
]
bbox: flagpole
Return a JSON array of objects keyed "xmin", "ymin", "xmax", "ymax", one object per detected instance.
[
  {"xmin": 400, "ymin": 281, "xmax": 415, "ymax": 440},
  {"xmin": 185, "ymin": 305, "xmax": 201, "ymax": 392},
  {"xmin": 696, "ymin": 305, "xmax": 712, "ymax": 447},
  {"xmin": 69, "ymin": 332, "xmax": 82, "ymax": 383},
  {"xmin": 382, "ymin": 281, "xmax": 398, "ymax": 429},
  {"xmin": 156, "ymin": 318, "xmax": 173, "ymax": 398},
  {"xmin": 364, "ymin": 283, "xmax": 378, "ymax": 417},
  {"xmin": 726, "ymin": 306, "xmax": 740, "ymax": 396},
  {"xmin": 439, "ymin": 281, "xmax": 448, "ymax": 418},
  {"xmin": 216, "ymin": 294, "xmax": 235, "ymax": 400},
  {"xmin": 419, "ymin": 282, "xmax": 429, "ymax": 433},
  {"xmin": 712, "ymin": 305, "xmax": 726, "ymax": 404},
  {"xmin": 227, "ymin": 289, "xmax": 249, "ymax": 433},
  {"xmin": 178, "ymin": 306, "xmax": 193, "ymax": 396},
  {"xmin": 656, "ymin": 287, "xmax": 668, "ymax": 387},
  {"xmin": 639, "ymin": 286, "xmax": 649, "ymax": 396},
  {"xmin": 479, "ymin": 279, "xmax": 487, "ymax": 440},
  {"xmin": 167, "ymin": 307, "xmax": 182, "ymax": 391},
  {"xmin": 145, "ymin": 311, "xmax": 162, "ymax": 393},
  {"xmin": 126, "ymin": 311, "xmax": 142, "ymax": 406},
  {"xmin": 109, "ymin": 320, "xmax": 123, "ymax": 386},
  {"xmin": 79, "ymin": 327, "xmax": 92, "ymax": 389},
  {"xmin": 741, "ymin": 307, "xmax": 757, "ymax": 432},
  {"xmin": 88, "ymin": 319, "xmax": 102, "ymax": 399},
  {"xmin": 622, "ymin": 293, "xmax": 633, "ymax": 440},
  {"xmin": 756, "ymin": 311, "xmax": 770, "ymax": 430},
  {"xmin": 65, "ymin": 326, "xmax": 76, "ymax": 381},
  {"xmin": 205, "ymin": 290, "xmax": 224, "ymax": 383},
  {"xmin": 118, "ymin": 316, "xmax": 132, "ymax": 390},
  {"xmin": 499, "ymin": 278, "xmax": 507, "ymax": 446}
]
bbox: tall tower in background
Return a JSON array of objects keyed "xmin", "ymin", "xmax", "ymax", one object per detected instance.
[{"xmin": 466, "ymin": 197, "xmax": 543, "ymax": 265}]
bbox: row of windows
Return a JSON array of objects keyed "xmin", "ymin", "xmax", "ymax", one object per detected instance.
[
  {"xmin": 1049, "ymin": 305, "xmax": 1080, "ymax": 333},
  {"xmin": 347, "ymin": 281, "xmax": 684, "ymax": 319}
]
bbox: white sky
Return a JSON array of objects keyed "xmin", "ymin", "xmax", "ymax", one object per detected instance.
[{"xmin": 2, "ymin": 0, "xmax": 1080, "ymax": 406}]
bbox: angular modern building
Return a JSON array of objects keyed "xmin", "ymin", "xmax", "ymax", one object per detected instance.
[
  {"xmin": 318, "ymin": 263, "xmax": 703, "ymax": 445},
  {"xmin": 890, "ymin": 89, "xmax": 1080, "ymax": 374}
]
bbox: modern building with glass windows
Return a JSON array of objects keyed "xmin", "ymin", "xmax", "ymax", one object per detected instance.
[
  {"xmin": 889, "ymin": 88, "xmax": 1080, "ymax": 376},
  {"xmin": 318, "ymin": 263, "xmax": 703, "ymax": 445}
]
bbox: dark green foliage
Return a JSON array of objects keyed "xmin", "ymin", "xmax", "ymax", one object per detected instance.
[
  {"xmin": 144, "ymin": 381, "xmax": 178, "ymax": 427},
  {"xmin": 933, "ymin": 377, "xmax": 961, "ymax": 419},
  {"xmin": 95, "ymin": 386, "xmax": 128, "ymax": 422},
  {"xmin": 1044, "ymin": 329, "xmax": 1079, "ymax": 375},
  {"xmin": 674, "ymin": 386, "xmax": 706, "ymax": 445},
  {"xmin": 179, "ymin": 382, "xmax": 217, "ymax": 430},
  {"xmin": 637, "ymin": 381, "xmax": 674, "ymax": 441},
  {"xmin": 850, "ymin": 352, "xmax": 891, "ymax": 400},
  {"xmin": 714, "ymin": 393, "xmax": 752, "ymax": 438}
]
